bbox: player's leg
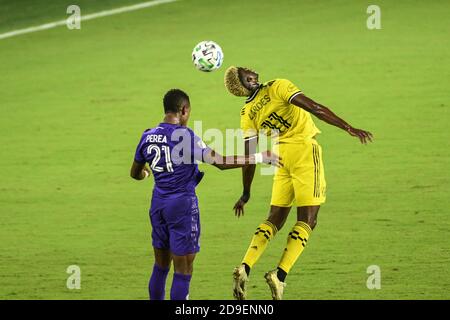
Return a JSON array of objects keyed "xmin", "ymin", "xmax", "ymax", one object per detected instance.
[
  {"xmin": 171, "ymin": 253, "xmax": 196, "ymax": 300},
  {"xmin": 167, "ymin": 196, "xmax": 201, "ymax": 300},
  {"xmin": 241, "ymin": 205, "xmax": 291, "ymax": 275},
  {"xmin": 149, "ymin": 247, "xmax": 171, "ymax": 300},
  {"xmin": 148, "ymin": 198, "xmax": 171, "ymax": 300},
  {"xmin": 266, "ymin": 140, "xmax": 326, "ymax": 300},
  {"xmin": 267, "ymin": 205, "xmax": 292, "ymax": 230},
  {"xmin": 275, "ymin": 205, "xmax": 320, "ymax": 281},
  {"xmin": 297, "ymin": 205, "xmax": 320, "ymax": 229},
  {"xmin": 233, "ymin": 165, "xmax": 294, "ymax": 300},
  {"xmin": 233, "ymin": 205, "xmax": 291, "ymax": 300}
]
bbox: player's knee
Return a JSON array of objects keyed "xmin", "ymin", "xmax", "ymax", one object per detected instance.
[
  {"xmin": 306, "ymin": 213, "xmax": 318, "ymax": 230},
  {"xmin": 297, "ymin": 213, "xmax": 318, "ymax": 230},
  {"xmin": 297, "ymin": 206, "xmax": 320, "ymax": 230},
  {"xmin": 268, "ymin": 207, "xmax": 290, "ymax": 231},
  {"xmin": 173, "ymin": 254, "xmax": 195, "ymax": 275},
  {"xmin": 174, "ymin": 264, "xmax": 193, "ymax": 275},
  {"xmin": 271, "ymin": 219, "xmax": 286, "ymax": 231}
]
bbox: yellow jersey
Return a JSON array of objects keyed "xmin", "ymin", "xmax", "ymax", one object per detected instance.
[{"xmin": 240, "ymin": 79, "xmax": 320, "ymax": 143}]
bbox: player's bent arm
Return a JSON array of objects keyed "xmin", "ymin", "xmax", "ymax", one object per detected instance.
[
  {"xmin": 291, "ymin": 94, "xmax": 374, "ymax": 144},
  {"xmin": 130, "ymin": 160, "xmax": 150, "ymax": 180},
  {"xmin": 241, "ymin": 164, "xmax": 255, "ymax": 200},
  {"xmin": 232, "ymin": 138, "xmax": 258, "ymax": 216},
  {"xmin": 241, "ymin": 137, "xmax": 258, "ymax": 200}
]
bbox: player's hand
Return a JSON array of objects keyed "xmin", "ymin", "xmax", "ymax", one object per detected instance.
[
  {"xmin": 346, "ymin": 127, "xmax": 373, "ymax": 144},
  {"xmin": 261, "ymin": 151, "xmax": 283, "ymax": 167},
  {"xmin": 142, "ymin": 167, "xmax": 150, "ymax": 179},
  {"xmin": 233, "ymin": 193, "xmax": 250, "ymax": 218}
]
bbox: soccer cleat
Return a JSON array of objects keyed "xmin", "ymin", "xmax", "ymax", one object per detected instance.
[
  {"xmin": 232, "ymin": 265, "xmax": 248, "ymax": 300},
  {"xmin": 264, "ymin": 269, "xmax": 286, "ymax": 300}
]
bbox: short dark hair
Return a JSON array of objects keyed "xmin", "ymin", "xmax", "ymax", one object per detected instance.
[{"xmin": 163, "ymin": 89, "xmax": 190, "ymax": 113}]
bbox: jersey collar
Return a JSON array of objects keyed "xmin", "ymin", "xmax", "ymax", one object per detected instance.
[{"xmin": 245, "ymin": 85, "xmax": 262, "ymax": 103}]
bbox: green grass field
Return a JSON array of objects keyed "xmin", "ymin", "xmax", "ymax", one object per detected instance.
[{"xmin": 1, "ymin": 0, "xmax": 449, "ymax": 300}]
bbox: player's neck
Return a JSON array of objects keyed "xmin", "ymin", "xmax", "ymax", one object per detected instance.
[
  {"xmin": 163, "ymin": 113, "xmax": 183, "ymax": 126},
  {"xmin": 247, "ymin": 83, "xmax": 260, "ymax": 96}
]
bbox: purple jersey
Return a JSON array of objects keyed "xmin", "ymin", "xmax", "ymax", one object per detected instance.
[{"xmin": 134, "ymin": 123, "xmax": 209, "ymax": 197}]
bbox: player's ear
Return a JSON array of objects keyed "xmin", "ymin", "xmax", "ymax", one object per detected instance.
[{"xmin": 180, "ymin": 100, "xmax": 190, "ymax": 116}]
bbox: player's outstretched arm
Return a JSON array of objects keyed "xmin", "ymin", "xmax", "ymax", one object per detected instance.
[
  {"xmin": 130, "ymin": 160, "xmax": 150, "ymax": 180},
  {"xmin": 203, "ymin": 149, "xmax": 282, "ymax": 170},
  {"xmin": 291, "ymin": 94, "xmax": 374, "ymax": 144}
]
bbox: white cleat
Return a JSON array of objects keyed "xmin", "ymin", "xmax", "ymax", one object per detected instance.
[
  {"xmin": 233, "ymin": 265, "xmax": 248, "ymax": 300},
  {"xmin": 264, "ymin": 269, "xmax": 286, "ymax": 300}
]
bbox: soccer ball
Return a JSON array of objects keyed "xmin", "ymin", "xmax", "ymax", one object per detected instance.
[{"xmin": 192, "ymin": 40, "xmax": 224, "ymax": 72}]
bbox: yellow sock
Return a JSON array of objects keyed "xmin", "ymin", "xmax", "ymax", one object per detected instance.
[
  {"xmin": 278, "ymin": 221, "xmax": 312, "ymax": 274},
  {"xmin": 242, "ymin": 220, "xmax": 278, "ymax": 268}
]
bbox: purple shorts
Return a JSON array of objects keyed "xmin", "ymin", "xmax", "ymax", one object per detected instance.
[{"xmin": 149, "ymin": 195, "xmax": 200, "ymax": 256}]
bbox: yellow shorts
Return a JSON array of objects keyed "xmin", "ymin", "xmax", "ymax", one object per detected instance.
[{"xmin": 271, "ymin": 139, "xmax": 326, "ymax": 207}]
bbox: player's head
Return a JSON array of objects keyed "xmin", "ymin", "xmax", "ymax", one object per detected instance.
[
  {"xmin": 224, "ymin": 66, "xmax": 259, "ymax": 97},
  {"xmin": 163, "ymin": 89, "xmax": 191, "ymax": 126}
]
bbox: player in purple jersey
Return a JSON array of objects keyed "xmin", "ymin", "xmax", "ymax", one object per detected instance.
[{"xmin": 130, "ymin": 89, "xmax": 281, "ymax": 300}]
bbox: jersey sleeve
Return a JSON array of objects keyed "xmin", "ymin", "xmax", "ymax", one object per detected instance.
[
  {"xmin": 190, "ymin": 129, "xmax": 211, "ymax": 162},
  {"xmin": 273, "ymin": 79, "xmax": 302, "ymax": 104},
  {"xmin": 240, "ymin": 108, "xmax": 258, "ymax": 140}
]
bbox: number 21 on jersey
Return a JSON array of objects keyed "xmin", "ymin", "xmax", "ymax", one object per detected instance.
[{"xmin": 147, "ymin": 144, "xmax": 174, "ymax": 172}]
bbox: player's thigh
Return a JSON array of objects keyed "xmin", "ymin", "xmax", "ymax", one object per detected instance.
[
  {"xmin": 292, "ymin": 141, "xmax": 326, "ymax": 207},
  {"xmin": 150, "ymin": 198, "xmax": 170, "ymax": 251},
  {"xmin": 165, "ymin": 195, "xmax": 201, "ymax": 257},
  {"xmin": 270, "ymin": 166, "xmax": 295, "ymax": 208}
]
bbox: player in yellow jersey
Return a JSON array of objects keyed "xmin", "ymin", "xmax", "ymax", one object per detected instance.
[{"xmin": 224, "ymin": 66, "xmax": 373, "ymax": 300}]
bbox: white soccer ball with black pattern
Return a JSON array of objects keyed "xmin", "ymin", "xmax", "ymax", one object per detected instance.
[{"xmin": 192, "ymin": 40, "xmax": 224, "ymax": 72}]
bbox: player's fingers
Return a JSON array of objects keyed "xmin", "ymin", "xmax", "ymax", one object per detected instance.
[
  {"xmin": 275, "ymin": 160, "xmax": 283, "ymax": 167},
  {"xmin": 235, "ymin": 203, "xmax": 243, "ymax": 216},
  {"xmin": 360, "ymin": 134, "xmax": 367, "ymax": 144},
  {"xmin": 234, "ymin": 204, "xmax": 240, "ymax": 216},
  {"xmin": 273, "ymin": 155, "xmax": 282, "ymax": 161},
  {"xmin": 366, "ymin": 132, "xmax": 373, "ymax": 142},
  {"xmin": 357, "ymin": 132, "xmax": 366, "ymax": 144}
]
